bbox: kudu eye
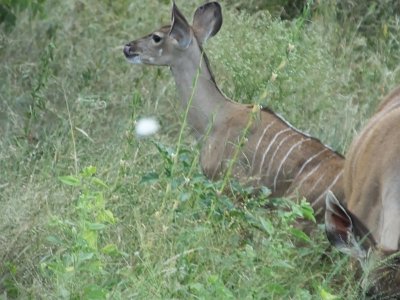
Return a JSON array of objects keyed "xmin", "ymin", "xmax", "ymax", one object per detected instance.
[{"xmin": 152, "ymin": 34, "xmax": 162, "ymax": 44}]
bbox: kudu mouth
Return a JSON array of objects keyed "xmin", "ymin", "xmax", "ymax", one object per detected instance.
[
  {"xmin": 123, "ymin": 44, "xmax": 142, "ymax": 64},
  {"xmin": 123, "ymin": 44, "xmax": 138, "ymax": 59}
]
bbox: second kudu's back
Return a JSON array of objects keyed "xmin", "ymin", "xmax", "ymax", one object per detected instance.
[{"xmin": 123, "ymin": 1, "xmax": 344, "ymax": 219}]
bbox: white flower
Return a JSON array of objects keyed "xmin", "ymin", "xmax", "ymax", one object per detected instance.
[{"xmin": 135, "ymin": 117, "xmax": 160, "ymax": 137}]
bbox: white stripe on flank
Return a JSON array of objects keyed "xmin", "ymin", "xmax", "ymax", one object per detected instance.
[
  {"xmin": 295, "ymin": 148, "xmax": 329, "ymax": 178},
  {"xmin": 250, "ymin": 121, "xmax": 276, "ymax": 170},
  {"xmin": 265, "ymin": 132, "xmax": 298, "ymax": 178},
  {"xmin": 258, "ymin": 128, "xmax": 292, "ymax": 175},
  {"xmin": 307, "ymin": 172, "xmax": 326, "ymax": 196},
  {"xmin": 265, "ymin": 109, "xmax": 338, "ymax": 154},
  {"xmin": 273, "ymin": 138, "xmax": 311, "ymax": 191},
  {"xmin": 293, "ymin": 155, "xmax": 330, "ymax": 192},
  {"xmin": 312, "ymin": 170, "xmax": 343, "ymax": 207}
]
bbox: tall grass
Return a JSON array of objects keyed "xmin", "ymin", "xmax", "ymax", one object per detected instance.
[{"xmin": 0, "ymin": 0, "xmax": 399, "ymax": 299}]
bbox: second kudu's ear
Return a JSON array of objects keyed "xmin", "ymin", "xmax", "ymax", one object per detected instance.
[
  {"xmin": 192, "ymin": 2, "xmax": 223, "ymax": 45},
  {"xmin": 325, "ymin": 191, "xmax": 354, "ymax": 247},
  {"xmin": 169, "ymin": 1, "xmax": 192, "ymax": 49},
  {"xmin": 324, "ymin": 191, "xmax": 367, "ymax": 260}
]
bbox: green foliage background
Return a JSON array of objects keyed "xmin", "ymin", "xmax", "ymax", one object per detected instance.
[{"xmin": 0, "ymin": 0, "xmax": 399, "ymax": 299}]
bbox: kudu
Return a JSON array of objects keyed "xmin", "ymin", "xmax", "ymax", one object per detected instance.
[
  {"xmin": 325, "ymin": 86, "xmax": 400, "ymax": 298},
  {"xmin": 123, "ymin": 1, "xmax": 344, "ymax": 219}
]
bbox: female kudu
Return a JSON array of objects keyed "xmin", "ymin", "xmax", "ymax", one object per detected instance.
[
  {"xmin": 325, "ymin": 86, "xmax": 400, "ymax": 298},
  {"xmin": 123, "ymin": 1, "xmax": 344, "ymax": 219}
]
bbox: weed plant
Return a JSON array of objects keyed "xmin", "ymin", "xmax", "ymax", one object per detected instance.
[{"xmin": 0, "ymin": 0, "xmax": 399, "ymax": 299}]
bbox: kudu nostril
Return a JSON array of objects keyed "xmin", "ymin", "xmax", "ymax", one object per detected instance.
[{"xmin": 123, "ymin": 45, "xmax": 132, "ymax": 57}]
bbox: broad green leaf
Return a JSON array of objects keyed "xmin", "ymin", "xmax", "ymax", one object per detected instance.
[
  {"xmin": 300, "ymin": 200, "xmax": 316, "ymax": 222},
  {"xmin": 78, "ymin": 252, "xmax": 94, "ymax": 262},
  {"xmin": 98, "ymin": 209, "xmax": 115, "ymax": 224},
  {"xmin": 92, "ymin": 177, "xmax": 109, "ymax": 189},
  {"xmin": 141, "ymin": 172, "xmax": 159, "ymax": 183},
  {"xmin": 87, "ymin": 223, "xmax": 106, "ymax": 230},
  {"xmin": 101, "ymin": 244, "xmax": 120, "ymax": 256},
  {"xmin": 82, "ymin": 229, "xmax": 98, "ymax": 249},
  {"xmin": 320, "ymin": 287, "xmax": 339, "ymax": 300},
  {"xmin": 58, "ymin": 176, "xmax": 80, "ymax": 186},
  {"xmin": 259, "ymin": 217, "xmax": 274, "ymax": 235},
  {"xmin": 290, "ymin": 227, "xmax": 311, "ymax": 242},
  {"xmin": 82, "ymin": 165, "xmax": 97, "ymax": 177},
  {"xmin": 260, "ymin": 186, "xmax": 271, "ymax": 196}
]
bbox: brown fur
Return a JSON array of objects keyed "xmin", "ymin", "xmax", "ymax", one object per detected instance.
[
  {"xmin": 201, "ymin": 104, "xmax": 344, "ymax": 218},
  {"xmin": 345, "ymin": 89, "xmax": 400, "ymax": 247},
  {"xmin": 325, "ymin": 86, "xmax": 400, "ymax": 297}
]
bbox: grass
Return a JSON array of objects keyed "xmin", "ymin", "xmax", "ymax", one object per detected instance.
[{"xmin": 1, "ymin": 0, "xmax": 400, "ymax": 299}]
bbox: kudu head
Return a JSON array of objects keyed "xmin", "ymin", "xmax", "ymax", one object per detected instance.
[
  {"xmin": 123, "ymin": 1, "xmax": 222, "ymax": 67},
  {"xmin": 325, "ymin": 192, "xmax": 400, "ymax": 298}
]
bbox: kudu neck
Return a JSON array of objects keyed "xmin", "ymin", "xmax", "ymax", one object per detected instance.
[{"xmin": 170, "ymin": 44, "xmax": 227, "ymax": 138}]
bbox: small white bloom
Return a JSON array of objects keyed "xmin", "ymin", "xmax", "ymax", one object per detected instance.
[
  {"xmin": 287, "ymin": 43, "xmax": 295, "ymax": 53},
  {"xmin": 135, "ymin": 117, "xmax": 160, "ymax": 137}
]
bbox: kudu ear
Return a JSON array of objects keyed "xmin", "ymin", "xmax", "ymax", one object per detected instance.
[
  {"xmin": 325, "ymin": 191, "xmax": 367, "ymax": 260},
  {"xmin": 169, "ymin": 1, "xmax": 192, "ymax": 49},
  {"xmin": 192, "ymin": 2, "xmax": 223, "ymax": 45}
]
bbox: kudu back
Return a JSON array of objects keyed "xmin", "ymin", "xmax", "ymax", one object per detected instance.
[
  {"xmin": 123, "ymin": 1, "xmax": 344, "ymax": 220},
  {"xmin": 325, "ymin": 87, "xmax": 400, "ymax": 298}
]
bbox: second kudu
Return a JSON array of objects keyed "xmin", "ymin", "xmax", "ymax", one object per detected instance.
[
  {"xmin": 123, "ymin": 1, "xmax": 344, "ymax": 219},
  {"xmin": 325, "ymin": 86, "xmax": 400, "ymax": 298}
]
